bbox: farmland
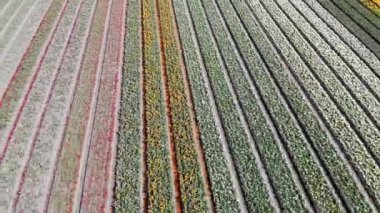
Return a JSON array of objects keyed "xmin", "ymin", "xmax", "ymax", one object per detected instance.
[{"xmin": 0, "ymin": 0, "xmax": 380, "ymax": 212}]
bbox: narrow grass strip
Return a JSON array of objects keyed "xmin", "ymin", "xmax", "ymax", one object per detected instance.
[
  {"xmin": 172, "ymin": 0, "xmax": 241, "ymax": 211},
  {"xmin": 156, "ymin": 0, "xmax": 208, "ymax": 211},
  {"xmin": 114, "ymin": 0, "xmax": 142, "ymax": 211}
]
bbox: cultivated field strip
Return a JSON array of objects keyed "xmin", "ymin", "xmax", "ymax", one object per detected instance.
[
  {"xmin": 115, "ymin": 0, "xmax": 380, "ymax": 211},
  {"xmin": 114, "ymin": 0, "xmax": 143, "ymax": 211},
  {"xmin": 79, "ymin": 0, "xmax": 125, "ymax": 210},
  {"xmin": 47, "ymin": 0, "xmax": 111, "ymax": 211},
  {"xmin": 12, "ymin": 0, "xmax": 97, "ymax": 211},
  {"xmin": 0, "ymin": 0, "xmax": 380, "ymax": 211}
]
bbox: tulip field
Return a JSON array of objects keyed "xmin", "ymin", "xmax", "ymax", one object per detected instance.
[{"xmin": 0, "ymin": 0, "xmax": 379, "ymax": 212}]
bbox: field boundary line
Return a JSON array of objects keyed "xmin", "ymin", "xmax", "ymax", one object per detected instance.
[
  {"xmin": 243, "ymin": 0, "xmax": 378, "ymax": 210},
  {"xmin": 72, "ymin": 0, "xmax": 113, "ymax": 211},
  {"xmin": 0, "ymin": 0, "xmax": 70, "ymax": 160},
  {"xmin": 8, "ymin": 0, "xmax": 87, "ymax": 210},
  {"xmin": 42, "ymin": 0, "xmax": 99, "ymax": 211},
  {"xmin": 169, "ymin": 0, "xmax": 215, "ymax": 211},
  {"xmin": 182, "ymin": 0, "xmax": 248, "ymax": 211}
]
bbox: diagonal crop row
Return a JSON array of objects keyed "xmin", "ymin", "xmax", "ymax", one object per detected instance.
[
  {"xmin": 260, "ymin": 0, "xmax": 380, "ymax": 170},
  {"xmin": 274, "ymin": 0, "xmax": 380, "ymax": 127},
  {"xmin": 0, "ymin": 0, "xmax": 11, "ymax": 14},
  {"xmin": 288, "ymin": 0, "xmax": 380, "ymax": 87},
  {"xmin": 156, "ymin": 0, "xmax": 210, "ymax": 211},
  {"xmin": 113, "ymin": 0, "xmax": 143, "ymax": 211},
  {"xmin": 245, "ymin": 0, "xmax": 380, "ymax": 209},
  {"xmin": 0, "ymin": 0, "xmax": 25, "ymax": 32},
  {"xmin": 172, "ymin": 0, "xmax": 242, "ymax": 211},
  {"xmin": 46, "ymin": 0, "xmax": 111, "ymax": 211},
  {"xmin": 198, "ymin": 0, "xmax": 313, "ymax": 210},
  {"xmin": 230, "ymin": 0, "xmax": 375, "ymax": 211}
]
